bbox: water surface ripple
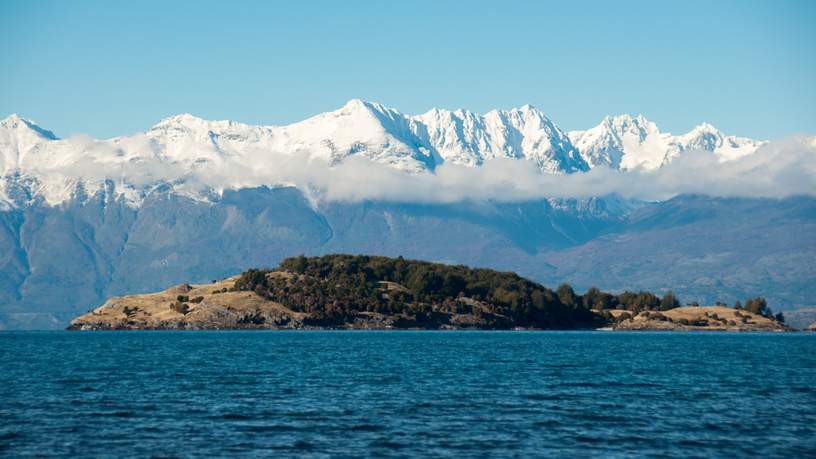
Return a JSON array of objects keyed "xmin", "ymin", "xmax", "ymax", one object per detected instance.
[{"xmin": 1, "ymin": 331, "xmax": 815, "ymax": 457}]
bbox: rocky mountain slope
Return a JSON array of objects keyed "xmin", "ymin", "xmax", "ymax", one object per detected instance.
[
  {"xmin": 0, "ymin": 188, "xmax": 814, "ymax": 330},
  {"xmin": 779, "ymin": 307, "xmax": 816, "ymax": 330}
]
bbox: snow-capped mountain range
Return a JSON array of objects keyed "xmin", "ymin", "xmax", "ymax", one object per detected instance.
[
  {"xmin": 0, "ymin": 99, "xmax": 773, "ymax": 206},
  {"xmin": 568, "ymin": 114, "xmax": 763, "ymax": 170}
]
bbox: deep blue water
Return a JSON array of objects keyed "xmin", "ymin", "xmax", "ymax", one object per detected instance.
[{"xmin": 1, "ymin": 331, "xmax": 815, "ymax": 458}]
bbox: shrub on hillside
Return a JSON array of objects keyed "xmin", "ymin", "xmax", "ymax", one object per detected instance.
[{"xmin": 170, "ymin": 302, "xmax": 189, "ymax": 314}]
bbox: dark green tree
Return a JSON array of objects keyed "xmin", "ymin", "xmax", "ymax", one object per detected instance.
[
  {"xmin": 556, "ymin": 284, "xmax": 577, "ymax": 308},
  {"xmin": 660, "ymin": 291, "xmax": 680, "ymax": 310},
  {"xmin": 745, "ymin": 297, "xmax": 769, "ymax": 316}
]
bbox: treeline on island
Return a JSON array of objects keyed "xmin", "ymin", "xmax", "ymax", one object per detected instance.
[
  {"xmin": 580, "ymin": 288, "xmax": 783, "ymax": 324},
  {"xmin": 231, "ymin": 254, "xmax": 781, "ymax": 329}
]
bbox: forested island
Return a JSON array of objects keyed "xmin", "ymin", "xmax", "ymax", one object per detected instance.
[{"xmin": 68, "ymin": 254, "xmax": 788, "ymax": 331}]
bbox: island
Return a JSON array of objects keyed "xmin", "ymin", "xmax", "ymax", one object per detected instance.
[{"xmin": 68, "ymin": 254, "xmax": 789, "ymax": 331}]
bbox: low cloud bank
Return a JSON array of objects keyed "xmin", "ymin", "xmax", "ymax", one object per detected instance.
[
  {"xmin": 228, "ymin": 136, "xmax": 816, "ymax": 203},
  {"xmin": 31, "ymin": 135, "xmax": 816, "ymax": 204}
]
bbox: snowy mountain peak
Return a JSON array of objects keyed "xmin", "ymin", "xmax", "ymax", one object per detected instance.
[
  {"xmin": 603, "ymin": 113, "xmax": 657, "ymax": 131},
  {"xmin": 1, "ymin": 113, "xmax": 58, "ymax": 140},
  {"xmin": 339, "ymin": 98, "xmax": 383, "ymax": 113},
  {"xmin": 1, "ymin": 114, "xmax": 61, "ymax": 177},
  {"xmin": 1, "ymin": 113, "xmax": 26, "ymax": 126},
  {"xmin": 569, "ymin": 114, "xmax": 658, "ymax": 169},
  {"xmin": 411, "ymin": 103, "xmax": 586, "ymax": 172},
  {"xmin": 501, "ymin": 104, "xmax": 547, "ymax": 120},
  {"xmin": 152, "ymin": 112, "xmax": 208, "ymax": 127},
  {"xmin": 341, "ymin": 98, "xmax": 367, "ymax": 109},
  {"xmin": 148, "ymin": 113, "xmax": 250, "ymax": 136},
  {"xmin": 336, "ymin": 99, "xmax": 405, "ymax": 123},
  {"xmin": 265, "ymin": 99, "xmax": 432, "ymax": 172},
  {"xmin": 599, "ymin": 114, "xmax": 663, "ymax": 145},
  {"xmin": 570, "ymin": 114, "xmax": 765, "ymax": 170},
  {"xmin": 689, "ymin": 122, "xmax": 719, "ymax": 134},
  {"xmin": 512, "ymin": 104, "xmax": 540, "ymax": 116},
  {"xmin": 678, "ymin": 122, "xmax": 726, "ymax": 152}
]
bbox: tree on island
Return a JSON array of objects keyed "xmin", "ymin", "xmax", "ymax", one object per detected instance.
[
  {"xmin": 581, "ymin": 287, "xmax": 615, "ymax": 310},
  {"xmin": 744, "ymin": 297, "xmax": 769, "ymax": 316},
  {"xmin": 556, "ymin": 284, "xmax": 578, "ymax": 308},
  {"xmin": 660, "ymin": 291, "xmax": 680, "ymax": 310},
  {"xmin": 775, "ymin": 312, "xmax": 786, "ymax": 324}
]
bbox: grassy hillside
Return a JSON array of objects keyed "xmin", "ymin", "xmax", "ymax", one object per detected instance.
[{"xmin": 69, "ymin": 254, "xmax": 789, "ymax": 331}]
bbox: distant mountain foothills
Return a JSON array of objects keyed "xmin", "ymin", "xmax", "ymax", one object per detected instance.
[
  {"xmin": 1, "ymin": 102, "xmax": 815, "ymax": 329},
  {"xmin": 783, "ymin": 308, "xmax": 816, "ymax": 330},
  {"xmin": 69, "ymin": 255, "xmax": 788, "ymax": 332}
]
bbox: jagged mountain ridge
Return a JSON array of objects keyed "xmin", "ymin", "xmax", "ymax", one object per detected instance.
[
  {"xmin": 568, "ymin": 114, "xmax": 764, "ymax": 170},
  {"xmin": 1, "ymin": 100, "xmax": 767, "ymax": 207}
]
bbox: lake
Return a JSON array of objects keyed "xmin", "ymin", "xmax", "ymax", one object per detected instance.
[{"xmin": 1, "ymin": 331, "xmax": 815, "ymax": 457}]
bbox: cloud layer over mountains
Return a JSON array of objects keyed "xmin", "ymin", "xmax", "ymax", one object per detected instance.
[
  {"xmin": 219, "ymin": 137, "xmax": 816, "ymax": 203},
  {"xmin": 1, "ymin": 101, "xmax": 814, "ymax": 208}
]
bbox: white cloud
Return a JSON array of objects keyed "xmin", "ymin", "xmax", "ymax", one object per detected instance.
[
  {"xmin": 239, "ymin": 136, "xmax": 816, "ymax": 203},
  {"xmin": 14, "ymin": 135, "xmax": 816, "ymax": 206}
]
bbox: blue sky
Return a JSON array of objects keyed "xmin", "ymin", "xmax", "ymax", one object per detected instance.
[{"xmin": 1, "ymin": 0, "xmax": 814, "ymax": 139}]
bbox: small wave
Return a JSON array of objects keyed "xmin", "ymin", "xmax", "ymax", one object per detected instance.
[
  {"xmin": 346, "ymin": 423, "xmax": 385, "ymax": 432},
  {"xmin": 217, "ymin": 413, "xmax": 253, "ymax": 420}
]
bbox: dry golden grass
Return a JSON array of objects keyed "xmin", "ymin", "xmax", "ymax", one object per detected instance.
[
  {"xmin": 616, "ymin": 306, "xmax": 785, "ymax": 331},
  {"xmin": 70, "ymin": 276, "xmax": 305, "ymax": 330},
  {"xmin": 607, "ymin": 309, "xmax": 632, "ymax": 319}
]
